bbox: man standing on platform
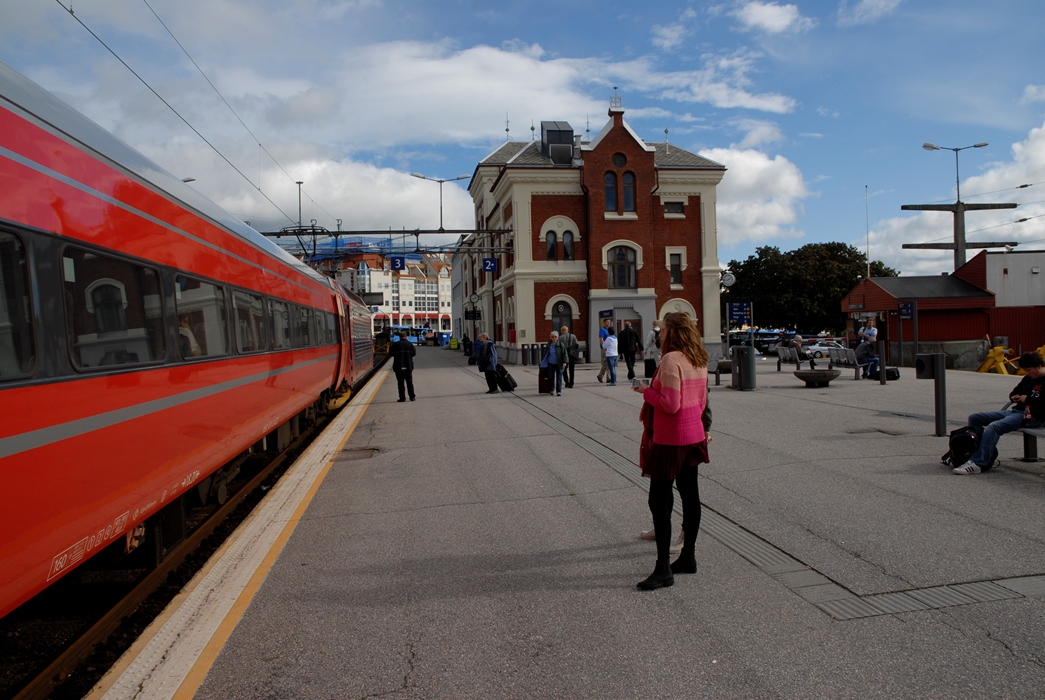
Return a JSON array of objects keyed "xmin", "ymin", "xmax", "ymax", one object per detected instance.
[
  {"xmin": 391, "ymin": 331, "xmax": 416, "ymax": 402},
  {"xmin": 596, "ymin": 317, "xmax": 612, "ymax": 383},
  {"xmin": 618, "ymin": 321, "xmax": 640, "ymax": 380},
  {"xmin": 477, "ymin": 332, "xmax": 500, "ymax": 394},
  {"xmin": 560, "ymin": 325, "xmax": 580, "ymax": 388}
]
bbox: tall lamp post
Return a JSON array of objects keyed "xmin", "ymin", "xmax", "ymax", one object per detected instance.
[
  {"xmin": 295, "ymin": 180, "xmax": 304, "ymax": 227},
  {"xmin": 410, "ymin": 173, "xmax": 470, "ymax": 231},
  {"xmin": 902, "ymin": 141, "xmax": 1016, "ymax": 270}
]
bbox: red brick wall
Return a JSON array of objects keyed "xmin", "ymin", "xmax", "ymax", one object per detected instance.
[
  {"xmin": 533, "ymin": 281, "xmax": 588, "ymax": 342},
  {"xmin": 530, "ymin": 194, "xmax": 586, "ymax": 261}
]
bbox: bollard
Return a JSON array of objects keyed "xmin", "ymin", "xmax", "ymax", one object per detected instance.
[
  {"xmin": 916, "ymin": 353, "xmax": 947, "ymax": 436},
  {"xmin": 521, "ymin": 344, "xmax": 529, "ymax": 366}
]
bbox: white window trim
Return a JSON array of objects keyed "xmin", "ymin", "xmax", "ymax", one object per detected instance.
[
  {"xmin": 603, "ymin": 211, "xmax": 639, "ymax": 221},
  {"xmin": 85, "ymin": 278, "xmax": 127, "ymax": 314},
  {"xmin": 544, "ymin": 294, "xmax": 581, "ymax": 321},
  {"xmin": 601, "ymin": 240, "xmax": 644, "ymax": 271},
  {"xmin": 538, "ymin": 215, "xmax": 582, "ymax": 242},
  {"xmin": 666, "ymin": 246, "xmax": 687, "ymax": 289}
]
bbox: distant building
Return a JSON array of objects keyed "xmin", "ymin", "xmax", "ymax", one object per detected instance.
[
  {"xmin": 840, "ymin": 249, "xmax": 1045, "ymax": 368},
  {"xmin": 457, "ymin": 104, "xmax": 726, "ymax": 362}
]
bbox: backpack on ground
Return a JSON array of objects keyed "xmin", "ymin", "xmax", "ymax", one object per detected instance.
[{"xmin": 941, "ymin": 425, "xmax": 997, "ymax": 470}]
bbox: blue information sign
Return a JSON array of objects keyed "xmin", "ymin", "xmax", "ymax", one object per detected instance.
[
  {"xmin": 727, "ymin": 302, "xmax": 752, "ymax": 325},
  {"xmin": 482, "ymin": 258, "xmax": 497, "ymax": 272},
  {"xmin": 899, "ymin": 302, "xmax": 913, "ymax": 320},
  {"xmin": 390, "ymin": 256, "xmax": 406, "ymax": 270}
]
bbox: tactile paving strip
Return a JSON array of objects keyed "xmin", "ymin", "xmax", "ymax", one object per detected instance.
[{"xmin": 509, "ymin": 394, "xmax": 1045, "ymax": 620}]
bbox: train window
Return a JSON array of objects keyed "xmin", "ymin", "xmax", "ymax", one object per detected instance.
[
  {"xmin": 322, "ymin": 311, "xmax": 337, "ymax": 345},
  {"xmin": 63, "ymin": 247, "xmax": 164, "ymax": 368},
  {"xmin": 0, "ymin": 231, "xmax": 35, "ymax": 379},
  {"xmin": 270, "ymin": 299, "xmax": 292, "ymax": 350},
  {"xmin": 293, "ymin": 306, "xmax": 313, "ymax": 348},
  {"xmin": 233, "ymin": 290, "xmax": 267, "ymax": 353},
  {"xmin": 175, "ymin": 275, "xmax": 228, "ymax": 359}
]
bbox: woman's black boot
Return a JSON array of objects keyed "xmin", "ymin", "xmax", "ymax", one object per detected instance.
[
  {"xmin": 637, "ymin": 558, "xmax": 674, "ymax": 590},
  {"xmin": 670, "ymin": 548, "xmax": 697, "ymax": 574}
]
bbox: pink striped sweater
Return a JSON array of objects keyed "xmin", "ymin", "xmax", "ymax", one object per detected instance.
[{"xmin": 642, "ymin": 351, "xmax": 708, "ymax": 446}]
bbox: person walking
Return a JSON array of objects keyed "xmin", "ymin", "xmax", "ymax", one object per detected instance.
[
  {"xmin": 596, "ymin": 317, "xmax": 611, "ymax": 383},
  {"xmin": 643, "ymin": 320, "xmax": 662, "ymax": 378},
  {"xmin": 390, "ymin": 330, "xmax": 416, "ymax": 402},
  {"xmin": 540, "ymin": 330, "xmax": 568, "ymax": 396},
  {"xmin": 477, "ymin": 333, "xmax": 500, "ymax": 394},
  {"xmin": 603, "ymin": 327, "xmax": 619, "ymax": 386},
  {"xmin": 560, "ymin": 325, "xmax": 580, "ymax": 388},
  {"xmin": 618, "ymin": 321, "xmax": 640, "ymax": 380},
  {"xmin": 462, "ymin": 332, "xmax": 471, "ymax": 356},
  {"xmin": 633, "ymin": 313, "xmax": 711, "ymax": 590}
]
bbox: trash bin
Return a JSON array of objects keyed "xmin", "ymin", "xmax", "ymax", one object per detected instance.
[{"xmin": 730, "ymin": 345, "xmax": 755, "ymax": 391}]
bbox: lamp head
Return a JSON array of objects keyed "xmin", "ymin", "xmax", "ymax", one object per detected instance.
[
  {"xmin": 410, "ymin": 173, "xmax": 425, "ymax": 179},
  {"xmin": 973, "ymin": 142, "xmax": 988, "ymax": 148},
  {"xmin": 922, "ymin": 143, "xmax": 940, "ymax": 151}
]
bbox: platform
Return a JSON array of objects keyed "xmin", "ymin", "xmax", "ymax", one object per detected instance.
[{"xmin": 91, "ymin": 350, "xmax": 1045, "ymax": 698}]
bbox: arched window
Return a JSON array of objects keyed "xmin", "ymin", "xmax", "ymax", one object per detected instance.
[
  {"xmin": 92, "ymin": 284, "xmax": 126, "ymax": 334},
  {"xmin": 608, "ymin": 246, "xmax": 637, "ymax": 289},
  {"xmin": 546, "ymin": 231, "xmax": 557, "ymax": 261},
  {"xmin": 604, "ymin": 172, "xmax": 617, "ymax": 212},
  {"xmin": 562, "ymin": 231, "xmax": 574, "ymax": 260},
  {"xmin": 623, "ymin": 172, "xmax": 636, "ymax": 212},
  {"xmin": 552, "ymin": 301, "xmax": 572, "ymax": 333}
]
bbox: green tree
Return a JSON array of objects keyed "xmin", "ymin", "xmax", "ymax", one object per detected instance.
[{"xmin": 722, "ymin": 243, "xmax": 897, "ymax": 333}]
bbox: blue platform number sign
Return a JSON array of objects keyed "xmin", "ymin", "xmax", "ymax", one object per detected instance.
[
  {"xmin": 728, "ymin": 302, "xmax": 752, "ymax": 325},
  {"xmin": 482, "ymin": 258, "xmax": 497, "ymax": 272},
  {"xmin": 390, "ymin": 256, "xmax": 406, "ymax": 271},
  {"xmin": 899, "ymin": 302, "xmax": 913, "ymax": 320}
]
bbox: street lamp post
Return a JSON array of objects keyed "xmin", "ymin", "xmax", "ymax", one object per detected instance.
[
  {"xmin": 296, "ymin": 181, "xmax": 304, "ymax": 227},
  {"xmin": 410, "ymin": 173, "xmax": 471, "ymax": 231},
  {"xmin": 903, "ymin": 142, "xmax": 1015, "ymax": 271}
]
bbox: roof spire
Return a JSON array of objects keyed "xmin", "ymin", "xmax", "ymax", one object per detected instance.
[
  {"xmin": 505, "ymin": 112, "xmax": 511, "ymax": 142},
  {"xmin": 665, "ymin": 127, "xmax": 670, "ymax": 155}
]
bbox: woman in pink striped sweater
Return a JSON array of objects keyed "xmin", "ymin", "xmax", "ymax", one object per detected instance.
[{"xmin": 633, "ymin": 312, "xmax": 711, "ymax": 590}]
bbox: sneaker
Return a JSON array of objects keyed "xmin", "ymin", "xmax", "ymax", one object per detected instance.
[
  {"xmin": 953, "ymin": 462, "xmax": 982, "ymax": 475},
  {"xmin": 597, "ymin": 376, "xmax": 604, "ymax": 383},
  {"xmin": 639, "ymin": 527, "xmax": 656, "ymax": 541},
  {"xmin": 556, "ymin": 392, "xmax": 561, "ymax": 396}
]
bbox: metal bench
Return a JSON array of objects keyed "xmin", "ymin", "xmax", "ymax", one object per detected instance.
[
  {"xmin": 777, "ymin": 345, "xmax": 814, "ymax": 371},
  {"xmin": 828, "ymin": 347, "xmax": 862, "ymax": 380},
  {"xmin": 707, "ymin": 348, "xmax": 722, "ymax": 386},
  {"xmin": 999, "ymin": 402, "xmax": 1045, "ymax": 462}
]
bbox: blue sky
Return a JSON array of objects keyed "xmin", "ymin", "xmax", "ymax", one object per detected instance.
[{"xmin": 2, "ymin": 0, "xmax": 1044, "ymax": 276}]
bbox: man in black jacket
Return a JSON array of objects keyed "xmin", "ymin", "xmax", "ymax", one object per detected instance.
[
  {"xmin": 618, "ymin": 321, "xmax": 641, "ymax": 380},
  {"xmin": 390, "ymin": 331, "xmax": 416, "ymax": 402},
  {"xmin": 953, "ymin": 352, "xmax": 1045, "ymax": 474}
]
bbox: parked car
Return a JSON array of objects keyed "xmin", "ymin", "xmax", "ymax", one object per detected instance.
[{"xmin": 806, "ymin": 340, "xmax": 844, "ymax": 358}]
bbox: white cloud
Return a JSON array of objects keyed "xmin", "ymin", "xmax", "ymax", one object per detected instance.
[
  {"xmin": 837, "ymin": 0, "xmax": 903, "ymax": 27},
  {"xmin": 651, "ymin": 8, "xmax": 698, "ymax": 51},
  {"xmin": 700, "ymin": 147, "xmax": 810, "ymax": 245},
  {"xmin": 1021, "ymin": 85, "xmax": 1045, "ymax": 104},
  {"xmin": 729, "ymin": 118, "xmax": 784, "ymax": 148},
  {"xmin": 732, "ymin": 2, "xmax": 816, "ymax": 34},
  {"xmin": 861, "ymin": 120, "xmax": 1045, "ymax": 275}
]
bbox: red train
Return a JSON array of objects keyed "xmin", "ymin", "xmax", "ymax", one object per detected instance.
[{"xmin": 0, "ymin": 61, "xmax": 374, "ymax": 618}]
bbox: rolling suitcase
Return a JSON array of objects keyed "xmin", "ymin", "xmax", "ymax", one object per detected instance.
[
  {"xmin": 538, "ymin": 367, "xmax": 553, "ymax": 394},
  {"xmin": 495, "ymin": 364, "xmax": 517, "ymax": 392}
]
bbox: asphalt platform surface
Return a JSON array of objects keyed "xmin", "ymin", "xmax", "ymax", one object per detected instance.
[{"xmin": 194, "ymin": 348, "xmax": 1045, "ymax": 699}]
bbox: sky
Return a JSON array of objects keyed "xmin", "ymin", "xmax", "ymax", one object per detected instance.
[{"xmin": 2, "ymin": 0, "xmax": 1044, "ymax": 277}]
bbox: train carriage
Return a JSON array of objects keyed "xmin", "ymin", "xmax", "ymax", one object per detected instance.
[{"xmin": 0, "ymin": 61, "xmax": 372, "ymax": 618}]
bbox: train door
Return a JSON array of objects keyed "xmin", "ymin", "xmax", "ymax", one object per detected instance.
[{"xmin": 333, "ymin": 292, "xmax": 350, "ymax": 390}]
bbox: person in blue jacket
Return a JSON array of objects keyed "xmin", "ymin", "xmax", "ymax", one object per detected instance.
[{"xmin": 477, "ymin": 332, "xmax": 500, "ymax": 394}]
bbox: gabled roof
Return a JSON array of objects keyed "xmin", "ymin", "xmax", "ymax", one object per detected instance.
[
  {"xmin": 648, "ymin": 142, "xmax": 725, "ymax": 169},
  {"xmin": 871, "ymin": 276, "xmax": 993, "ymax": 299},
  {"xmin": 479, "ymin": 141, "xmax": 529, "ymax": 165}
]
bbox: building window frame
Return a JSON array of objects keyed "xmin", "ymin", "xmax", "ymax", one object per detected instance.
[
  {"xmin": 664, "ymin": 246, "xmax": 687, "ymax": 290},
  {"xmin": 622, "ymin": 172, "xmax": 636, "ymax": 212},
  {"xmin": 604, "ymin": 172, "xmax": 617, "ymax": 212}
]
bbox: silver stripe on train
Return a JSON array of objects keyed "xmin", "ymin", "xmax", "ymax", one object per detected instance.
[
  {"xmin": 0, "ymin": 144, "xmax": 319, "ymax": 297},
  {"xmin": 0, "ymin": 354, "xmax": 339, "ymax": 460}
]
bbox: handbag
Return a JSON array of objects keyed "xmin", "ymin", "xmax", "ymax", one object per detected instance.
[{"xmin": 644, "ymin": 358, "xmax": 657, "ymax": 378}]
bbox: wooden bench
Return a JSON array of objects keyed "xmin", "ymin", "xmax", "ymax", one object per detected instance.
[{"xmin": 828, "ymin": 347, "xmax": 862, "ymax": 380}]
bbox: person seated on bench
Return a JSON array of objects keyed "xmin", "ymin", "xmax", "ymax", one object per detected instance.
[
  {"xmin": 953, "ymin": 352, "xmax": 1045, "ymax": 475},
  {"xmin": 855, "ymin": 342, "xmax": 879, "ymax": 379}
]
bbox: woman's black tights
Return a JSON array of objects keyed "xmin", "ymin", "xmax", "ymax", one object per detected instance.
[{"xmin": 647, "ymin": 467, "xmax": 701, "ymax": 560}]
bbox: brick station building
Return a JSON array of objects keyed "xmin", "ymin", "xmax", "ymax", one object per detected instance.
[{"xmin": 457, "ymin": 103, "xmax": 726, "ymax": 362}]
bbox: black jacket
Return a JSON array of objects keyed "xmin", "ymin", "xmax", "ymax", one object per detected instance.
[
  {"xmin": 1010, "ymin": 374, "xmax": 1045, "ymax": 421},
  {"xmin": 618, "ymin": 326, "xmax": 640, "ymax": 353},
  {"xmin": 391, "ymin": 339, "xmax": 415, "ymax": 372}
]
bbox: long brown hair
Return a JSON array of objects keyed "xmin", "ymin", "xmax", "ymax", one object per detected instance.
[{"xmin": 660, "ymin": 312, "xmax": 708, "ymax": 369}]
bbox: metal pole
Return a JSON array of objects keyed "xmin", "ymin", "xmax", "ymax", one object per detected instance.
[
  {"xmin": 878, "ymin": 339, "xmax": 886, "ymax": 385},
  {"xmin": 934, "ymin": 354, "xmax": 948, "ymax": 437},
  {"xmin": 296, "ymin": 181, "xmax": 303, "ymax": 227},
  {"xmin": 438, "ymin": 181, "xmax": 444, "ymax": 231}
]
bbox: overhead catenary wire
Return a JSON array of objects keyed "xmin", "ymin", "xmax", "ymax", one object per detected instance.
[
  {"xmin": 140, "ymin": 0, "xmax": 339, "ymax": 227},
  {"xmin": 54, "ymin": 0, "xmax": 296, "ymax": 224}
]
